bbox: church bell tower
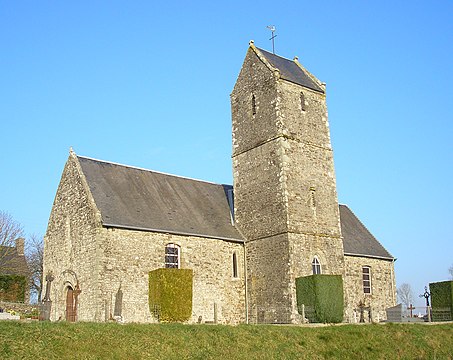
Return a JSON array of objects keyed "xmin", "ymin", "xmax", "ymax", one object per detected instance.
[{"xmin": 231, "ymin": 42, "xmax": 345, "ymax": 323}]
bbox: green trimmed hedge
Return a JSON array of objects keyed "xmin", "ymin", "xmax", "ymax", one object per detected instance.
[
  {"xmin": 149, "ymin": 268, "xmax": 193, "ymax": 322},
  {"xmin": 430, "ymin": 280, "xmax": 453, "ymax": 320},
  {"xmin": 0, "ymin": 274, "xmax": 26, "ymax": 303},
  {"xmin": 296, "ymin": 274, "xmax": 344, "ymax": 323}
]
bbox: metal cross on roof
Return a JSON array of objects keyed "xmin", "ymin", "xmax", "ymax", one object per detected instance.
[{"xmin": 267, "ymin": 25, "xmax": 277, "ymax": 54}]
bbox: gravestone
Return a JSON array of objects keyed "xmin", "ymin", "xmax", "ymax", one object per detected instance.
[{"xmin": 386, "ymin": 304, "xmax": 402, "ymax": 322}]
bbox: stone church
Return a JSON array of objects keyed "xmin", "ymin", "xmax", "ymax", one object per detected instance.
[{"xmin": 43, "ymin": 42, "xmax": 396, "ymax": 324}]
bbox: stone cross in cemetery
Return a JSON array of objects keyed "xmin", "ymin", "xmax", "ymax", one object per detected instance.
[
  {"xmin": 43, "ymin": 273, "xmax": 54, "ymax": 301},
  {"xmin": 419, "ymin": 286, "xmax": 431, "ymax": 321},
  {"xmin": 357, "ymin": 300, "xmax": 373, "ymax": 323},
  {"xmin": 407, "ymin": 303, "xmax": 415, "ymax": 318},
  {"xmin": 40, "ymin": 273, "xmax": 54, "ymax": 321},
  {"xmin": 358, "ymin": 300, "xmax": 366, "ymax": 323},
  {"xmin": 419, "ymin": 286, "xmax": 431, "ymax": 307}
]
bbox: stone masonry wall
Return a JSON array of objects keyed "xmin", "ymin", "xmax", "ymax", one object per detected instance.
[
  {"xmin": 245, "ymin": 234, "xmax": 292, "ymax": 323},
  {"xmin": 231, "ymin": 47, "xmax": 288, "ymax": 242},
  {"xmin": 232, "ymin": 46, "xmax": 345, "ymax": 323},
  {"xmin": 43, "ymin": 153, "xmax": 102, "ymax": 321},
  {"xmin": 97, "ymin": 227, "xmax": 245, "ymax": 324},
  {"xmin": 278, "ymin": 81, "xmax": 331, "ymax": 149},
  {"xmin": 278, "ymin": 80, "xmax": 342, "ymax": 239},
  {"xmin": 288, "ymin": 233, "xmax": 345, "ymax": 321},
  {"xmin": 289, "ymin": 233, "xmax": 345, "ymax": 279},
  {"xmin": 343, "ymin": 255, "xmax": 396, "ymax": 323},
  {"xmin": 232, "ymin": 140, "xmax": 288, "ymax": 241},
  {"xmin": 231, "ymin": 47, "xmax": 280, "ymax": 158}
]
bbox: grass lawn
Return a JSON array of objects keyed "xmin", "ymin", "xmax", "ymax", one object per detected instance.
[{"xmin": 0, "ymin": 321, "xmax": 452, "ymax": 359}]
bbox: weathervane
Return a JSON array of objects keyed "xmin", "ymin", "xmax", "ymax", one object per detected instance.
[{"xmin": 267, "ymin": 25, "xmax": 277, "ymax": 54}]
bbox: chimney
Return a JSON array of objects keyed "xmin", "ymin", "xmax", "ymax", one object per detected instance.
[{"xmin": 15, "ymin": 238, "xmax": 25, "ymax": 256}]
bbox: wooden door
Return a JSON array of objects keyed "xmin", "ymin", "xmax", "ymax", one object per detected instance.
[{"xmin": 66, "ymin": 287, "xmax": 76, "ymax": 322}]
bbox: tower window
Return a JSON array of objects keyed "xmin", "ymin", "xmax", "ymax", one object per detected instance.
[
  {"xmin": 312, "ymin": 257, "xmax": 321, "ymax": 275},
  {"xmin": 300, "ymin": 92, "xmax": 306, "ymax": 112},
  {"xmin": 232, "ymin": 252, "xmax": 238, "ymax": 278},
  {"xmin": 252, "ymin": 94, "xmax": 256, "ymax": 115},
  {"xmin": 310, "ymin": 187, "xmax": 316, "ymax": 208},
  {"xmin": 165, "ymin": 243, "xmax": 180, "ymax": 269},
  {"xmin": 362, "ymin": 266, "xmax": 371, "ymax": 294}
]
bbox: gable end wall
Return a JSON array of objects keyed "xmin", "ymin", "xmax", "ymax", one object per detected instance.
[{"xmin": 43, "ymin": 154, "xmax": 102, "ymax": 321}]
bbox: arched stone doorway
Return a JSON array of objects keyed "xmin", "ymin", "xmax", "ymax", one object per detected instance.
[
  {"xmin": 65, "ymin": 283, "xmax": 81, "ymax": 322},
  {"xmin": 66, "ymin": 286, "xmax": 76, "ymax": 322}
]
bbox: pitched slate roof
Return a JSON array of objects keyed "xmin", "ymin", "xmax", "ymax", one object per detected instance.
[
  {"xmin": 339, "ymin": 204, "xmax": 394, "ymax": 260},
  {"xmin": 77, "ymin": 156, "xmax": 393, "ymax": 259},
  {"xmin": 256, "ymin": 47, "xmax": 324, "ymax": 93},
  {"xmin": 0, "ymin": 246, "xmax": 28, "ymax": 276},
  {"xmin": 78, "ymin": 156, "xmax": 242, "ymax": 242}
]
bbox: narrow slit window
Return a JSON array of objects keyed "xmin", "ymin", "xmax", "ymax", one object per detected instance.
[
  {"xmin": 232, "ymin": 252, "xmax": 238, "ymax": 278},
  {"xmin": 362, "ymin": 266, "xmax": 371, "ymax": 294},
  {"xmin": 252, "ymin": 94, "xmax": 256, "ymax": 115},
  {"xmin": 312, "ymin": 257, "xmax": 321, "ymax": 275},
  {"xmin": 165, "ymin": 243, "xmax": 180, "ymax": 269},
  {"xmin": 300, "ymin": 92, "xmax": 306, "ymax": 112},
  {"xmin": 310, "ymin": 187, "xmax": 316, "ymax": 208}
]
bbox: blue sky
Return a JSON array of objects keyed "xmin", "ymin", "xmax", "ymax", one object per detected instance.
[{"xmin": 1, "ymin": 1, "xmax": 452, "ymax": 306}]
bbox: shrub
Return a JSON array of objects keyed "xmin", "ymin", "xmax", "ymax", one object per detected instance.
[
  {"xmin": 429, "ymin": 280, "xmax": 453, "ymax": 320},
  {"xmin": 149, "ymin": 268, "xmax": 193, "ymax": 322},
  {"xmin": 0, "ymin": 275, "xmax": 26, "ymax": 302},
  {"xmin": 296, "ymin": 274, "xmax": 344, "ymax": 323}
]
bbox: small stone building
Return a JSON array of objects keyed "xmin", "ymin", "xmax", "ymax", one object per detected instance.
[
  {"xmin": 0, "ymin": 238, "xmax": 29, "ymax": 303},
  {"xmin": 43, "ymin": 42, "xmax": 396, "ymax": 324}
]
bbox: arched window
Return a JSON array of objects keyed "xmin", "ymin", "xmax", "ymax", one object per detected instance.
[
  {"xmin": 232, "ymin": 252, "xmax": 238, "ymax": 278},
  {"xmin": 362, "ymin": 266, "xmax": 372, "ymax": 294},
  {"xmin": 300, "ymin": 92, "xmax": 306, "ymax": 112},
  {"xmin": 251, "ymin": 94, "xmax": 256, "ymax": 115},
  {"xmin": 312, "ymin": 257, "xmax": 321, "ymax": 275},
  {"xmin": 165, "ymin": 243, "xmax": 180, "ymax": 269}
]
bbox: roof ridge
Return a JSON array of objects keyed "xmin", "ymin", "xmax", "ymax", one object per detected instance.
[
  {"xmin": 255, "ymin": 46, "xmax": 293, "ymax": 62},
  {"xmin": 76, "ymin": 155, "xmax": 229, "ymax": 187}
]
